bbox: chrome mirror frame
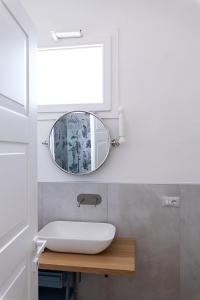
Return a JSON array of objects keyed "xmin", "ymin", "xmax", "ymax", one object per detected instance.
[{"xmin": 48, "ymin": 111, "xmax": 111, "ymax": 175}]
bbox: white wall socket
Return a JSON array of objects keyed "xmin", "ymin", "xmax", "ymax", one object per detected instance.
[{"xmin": 162, "ymin": 196, "xmax": 180, "ymax": 207}]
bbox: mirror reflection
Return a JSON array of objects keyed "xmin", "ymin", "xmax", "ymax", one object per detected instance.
[{"xmin": 49, "ymin": 111, "xmax": 111, "ymax": 174}]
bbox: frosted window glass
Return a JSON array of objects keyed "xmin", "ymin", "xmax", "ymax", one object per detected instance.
[{"xmin": 37, "ymin": 45, "xmax": 104, "ymax": 105}]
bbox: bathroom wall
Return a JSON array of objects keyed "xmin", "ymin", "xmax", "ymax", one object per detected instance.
[
  {"xmin": 38, "ymin": 182, "xmax": 200, "ymax": 300},
  {"xmin": 19, "ymin": 0, "xmax": 200, "ymax": 298},
  {"xmin": 21, "ymin": 0, "xmax": 200, "ymax": 183}
]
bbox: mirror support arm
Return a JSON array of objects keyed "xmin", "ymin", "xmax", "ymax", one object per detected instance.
[
  {"xmin": 42, "ymin": 140, "xmax": 49, "ymax": 146},
  {"xmin": 42, "ymin": 107, "xmax": 125, "ymax": 148},
  {"xmin": 111, "ymin": 106, "xmax": 125, "ymax": 147}
]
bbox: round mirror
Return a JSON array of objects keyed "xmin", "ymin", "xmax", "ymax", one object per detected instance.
[{"xmin": 49, "ymin": 111, "xmax": 111, "ymax": 175}]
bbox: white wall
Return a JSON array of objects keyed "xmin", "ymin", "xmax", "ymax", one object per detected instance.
[{"xmin": 21, "ymin": 0, "xmax": 200, "ymax": 183}]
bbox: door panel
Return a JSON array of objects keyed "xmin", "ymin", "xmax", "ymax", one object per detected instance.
[
  {"xmin": 0, "ymin": 107, "xmax": 29, "ymax": 142},
  {"xmin": 0, "ymin": 1, "xmax": 27, "ymax": 110},
  {"xmin": 0, "ymin": 264, "xmax": 28, "ymax": 300},
  {"xmin": 0, "ymin": 230, "xmax": 28, "ymax": 288},
  {"xmin": 0, "ymin": 1, "xmax": 37, "ymax": 300},
  {"xmin": 0, "ymin": 143, "xmax": 27, "ymax": 241}
]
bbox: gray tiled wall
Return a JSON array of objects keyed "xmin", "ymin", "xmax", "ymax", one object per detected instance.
[
  {"xmin": 38, "ymin": 182, "xmax": 200, "ymax": 300},
  {"xmin": 38, "ymin": 182, "xmax": 108, "ymax": 229},
  {"xmin": 180, "ymin": 185, "xmax": 200, "ymax": 300}
]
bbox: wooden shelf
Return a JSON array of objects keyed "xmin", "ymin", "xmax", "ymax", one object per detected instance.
[{"xmin": 39, "ymin": 238, "xmax": 135, "ymax": 276}]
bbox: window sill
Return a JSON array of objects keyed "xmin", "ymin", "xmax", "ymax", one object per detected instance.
[{"xmin": 37, "ymin": 109, "xmax": 118, "ymax": 121}]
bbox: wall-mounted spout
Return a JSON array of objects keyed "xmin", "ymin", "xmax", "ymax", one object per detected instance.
[{"xmin": 77, "ymin": 194, "xmax": 102, "ymax": 207}]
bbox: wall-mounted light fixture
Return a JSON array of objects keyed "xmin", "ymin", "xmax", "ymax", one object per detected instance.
[{"xmin": 50, "ymin": 30, "xmax": 83, "ymax": 41}]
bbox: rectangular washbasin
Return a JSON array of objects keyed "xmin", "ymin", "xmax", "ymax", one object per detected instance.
[{"xmin": 38, "ymin": 221, "xmax": 116, "ymax": 254}]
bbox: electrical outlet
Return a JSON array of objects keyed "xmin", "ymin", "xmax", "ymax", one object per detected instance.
[{"xmin": 162, "ymin": 196, "xmax": 180, "ymax": 207}]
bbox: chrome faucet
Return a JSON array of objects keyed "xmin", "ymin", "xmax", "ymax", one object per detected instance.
[{"xmin": 77, "ymin": 197, "xmax": 85, "ymax": 207}]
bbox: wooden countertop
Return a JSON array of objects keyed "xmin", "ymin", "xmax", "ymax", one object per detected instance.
[{"xmin": 39, "ymin": 238, "xmax": 135, "ymax": 276}]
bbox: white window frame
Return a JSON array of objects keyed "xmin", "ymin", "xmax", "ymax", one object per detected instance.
[{"xmin": 37, "ymin": 35, "xmax": 112, "ymax": 113}]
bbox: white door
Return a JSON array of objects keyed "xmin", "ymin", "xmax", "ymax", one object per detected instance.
[{"xmin": 0, "ymin": 1, "xmax": 38, "ymax": 300}]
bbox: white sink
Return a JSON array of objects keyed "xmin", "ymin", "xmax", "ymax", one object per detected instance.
[{"xmin": 38, "ymin": 221, "xmax": 116, "ymax": 254}]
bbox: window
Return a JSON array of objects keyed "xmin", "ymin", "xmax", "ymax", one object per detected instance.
[{"xmin": 37, "ymin": 39, "xmax": 111, "ymax": 113}]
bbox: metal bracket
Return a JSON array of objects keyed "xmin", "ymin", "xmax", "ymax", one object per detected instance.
[
  {"xmin": 111, "ymin": 139, "xmax": 120, "ymax": 147},
  {"xmin": 42, "ymin": 139, "xmax": 49, "ymax": 146}
]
